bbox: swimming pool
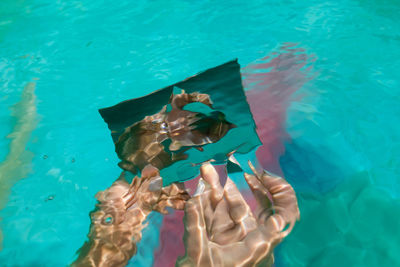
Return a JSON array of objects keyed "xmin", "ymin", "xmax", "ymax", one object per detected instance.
[{"xmin": 1, "ymin": 0, "xmax": 399, "ymax": 266}]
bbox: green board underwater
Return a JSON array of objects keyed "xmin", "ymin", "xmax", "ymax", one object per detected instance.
[{"xmin": 99, "ymin": 60, "xmax": 261, "ymax": 185}]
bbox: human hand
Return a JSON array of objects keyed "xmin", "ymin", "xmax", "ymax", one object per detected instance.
[
  {"xmin": 177, "ymin": 162, "xmax": 299, "ymax": 267},
  {"xmin": 72, "ymin": 165, "xmax": 189, "ymax": 267}
]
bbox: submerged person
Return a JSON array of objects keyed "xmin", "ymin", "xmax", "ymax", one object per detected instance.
[
  {"xmin": 75, "ymin": 60, "xmax": 300, "ymax": 266},
  {"xmin": 72, "ymin": 161, "xmax": 299, "ymax": 267}
]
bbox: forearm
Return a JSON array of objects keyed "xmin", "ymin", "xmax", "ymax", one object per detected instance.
[{"xmin": 72, "ymin": 236, "xmax": 137, "ymax": 267}]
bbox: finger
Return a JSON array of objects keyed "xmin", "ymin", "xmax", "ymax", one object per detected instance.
[
  {"xmin": 195, "ymin": 178, "xmax": 214, "ymax": 235},
  {"xmin": 224, "ymin": 178, "xmax": 253, "ymax": 224},
  {"xmin": 183, "ymin": 194, "xmax": 209, "ymax": 260},
  {"xmin": 247, "ymin": 170, "xmax": 299, "ymax": 238},
  {"xmin": 259, "ymin": 173, "xmax": 299, "ymax": 237},
  {"xmin": 221, "ymin": 178, "xmax": 257, "ymax": 243},
  {"xmin": 141, "ymin": 164, "xmax": 160, "ymax": 178},
  {"xmin": 259, "ymin": 173, "xmax": 299, "ymax": 216},
  {"xmin": 148, "ymin": 176, "xmax": 163, "ymax": 192},
  {"xmin": 123, "ymin": 165, "xmax": 160, "ymax": 205},
  {"xmin": 131, "ymin": 174, "xmax": 163, "ymax": 210},
  {"xmin": 123, "ymin": 175, "xmax": 138, "ymax": 198},
  {"xmin": 200, "ymin": 163, "xmax": 223, "ymax": 208},
  {"xmin": 122, "ymin": 176, "xmax": 139, "ymax": 208},
  {"xmin": 244, "ymin": 172, "xmax": 274, "ymax": 220},
  {"xmin": 264, "ymin": 213, "xmax": 287, "ymax": 234},
  {"xmin": 209, "ymin": 198, "xmax": 234, "ymax": 239}
]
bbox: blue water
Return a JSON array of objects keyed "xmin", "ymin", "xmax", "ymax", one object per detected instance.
[{"xmin": 1, "ymin": 0, "xmax": 399, "ymax": 266}]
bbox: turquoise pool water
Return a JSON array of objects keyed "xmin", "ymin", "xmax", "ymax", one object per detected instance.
[{"xmin": 1, "ymin": 0, "xmax": 399, "ymax": 266}]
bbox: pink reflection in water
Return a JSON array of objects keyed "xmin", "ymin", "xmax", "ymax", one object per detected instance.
[{"xmin": 243, "ymin": 43, "xmax": 315, "ymax": 176}]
